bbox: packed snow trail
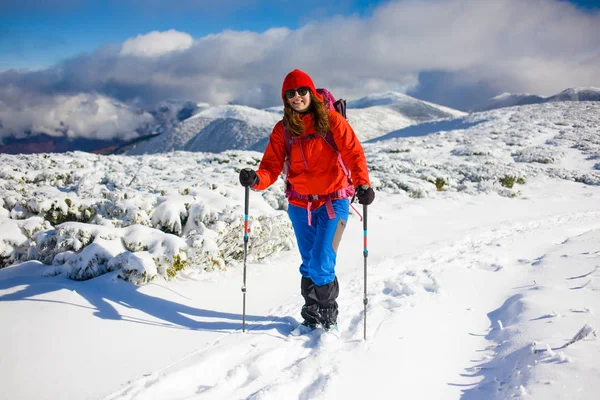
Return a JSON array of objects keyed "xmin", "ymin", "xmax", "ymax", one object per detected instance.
[{"xmin": 102, "ymin": 182, "xmax": 600, "ymax": 400}]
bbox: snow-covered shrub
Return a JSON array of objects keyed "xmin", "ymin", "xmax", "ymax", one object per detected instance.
[
  {"xmin": 546, "ymin": 169, "xmax": 600, "ymax": 186},
  {"xmin": 29, "ymin": 222, "xmax": 112, "ymax": 265},
  {"xmin": 52, "ymin": 251, "xmax": 76, "ymax": 265},
  {"xmin": 0, "ymin": 220, "xmax": 27, "ymax": 267},
  {"xmin": 109, "ymin": 251, "xmax": 157, "ymax": 284},
  {"xmin": 247, "ymin": 214, "xmax": 295, "ymax": 260},
  {"xmin": 52, "ymin": 226, "xmax": 187, "ymax": 281},
  {"xmin": 65, "ymin": 238, "xmax": 126, "ymax": 281},
  {"xmin": 451, "ymin": 145, "xmax": 495, "ymax": 157},
  {"xmin": 512, "ymin": 147, "xmax": 565, "ymax": 164},
  {"xmin": 186, "ymin": 207, "xmax": 294, "ymax": 271},
  {"xmin": 119, "ymin": 224, "xmax": 188, "ymax": 279},
  {"xmin": 498, "ymin": 188, "xmax": 521, "ymax": 198},
  {"xmin": 150, "ymin": 195, "xmax": 190, "ymax": 235},
  {"xmin": 261, "ymin": 183, "xmax": 288, "ymax": 211},
  {"xmin": 162, "ymin": 251, "xmax": 188, "ymax": 279},
  {"xmin": 499, "ymin": 175, "xmax": 516, "ymax": 188},
  {"xmin": 0, "ymin": 217, "xmax": 51, "ymax": 268},
  {"xmin": 24, "ymin": 196, "xmax": 96, "ymax": 225},
  {"xmin": 101, "ymin": 197, "xmax": 154, "ymax": 228},
  {"xmin": 573, "ymin": 173, "xmax": 600, "ymax": 186},
  {"xmin": 0, "ymin": 199, "xmax": 8, "ymax": 219},
  {"xmin": 28, "ymin": 230, "xmax": 58, "ymax": 265}
]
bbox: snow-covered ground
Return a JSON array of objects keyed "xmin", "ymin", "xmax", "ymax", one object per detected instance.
[{"xmin": 1, "ymin": 101, "xmax": 599, "ymax": 399}]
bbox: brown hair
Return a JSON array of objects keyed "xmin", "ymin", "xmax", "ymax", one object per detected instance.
[{"xmin": 283, "ymin": 91, "xmax": 330, "ymax": 137}]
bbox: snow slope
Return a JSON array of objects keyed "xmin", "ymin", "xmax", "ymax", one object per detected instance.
[
  {"xmin": 124, "ymin": 91, "xmax": 465, "ymax": 154},
  {"xmin": 126, "ymin": 105, "xmax": 281, "ymax": 154},
  {"xmin": 1, "ymin": 101, "xmax": 599, "ymax": 400},
  {"xmin": 347, "ymin": 91, "xmax": 466, "ymax": 120}
]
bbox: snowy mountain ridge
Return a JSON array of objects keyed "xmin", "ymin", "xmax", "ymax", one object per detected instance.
[
  {"xmin": 124, "ymin": 91, "xmax": 466, "ymax": 154},
  {"xmin": 124, "ymin": 104, "xmax": 282, "ymax": 155},
  {"xmin": 478, "ymin": 86, "xmax": 600, "ymax": 111},
  {"xmin": 348, "ymin": 90, "xmax": 466, "ymax": 118}
]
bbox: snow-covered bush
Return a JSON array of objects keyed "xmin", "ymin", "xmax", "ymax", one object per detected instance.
[
  {"xmin": 150, "ymin": 196, "xmax": 190, "ymax": 235},
  {"xmin": 0, "ymin": 199, "xmax": 8, "ymax": 218},
  {"xmin": 64, "ymin": 238, "xmax": 126, "ymax": 281},
  {"xmin": 0, "ymin": 217, "xmax": 51, "ymax": 268},
  {"xmin": 110, "ymin": 251, "xmax": 158, "ymax": 284},
  {"xmin": 512, "ymin": 147, "xmax": 565, "ymax": 164}
]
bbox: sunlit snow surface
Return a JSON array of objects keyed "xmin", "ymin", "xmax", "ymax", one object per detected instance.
[{"xmin": 1, "ymin": 101, "xmax": 599, "ymax": 400}]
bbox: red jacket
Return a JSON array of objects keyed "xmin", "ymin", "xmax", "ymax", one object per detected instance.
[{"xmin": 254, "ymin": 110, "xmax": 370, "ymax": 209}]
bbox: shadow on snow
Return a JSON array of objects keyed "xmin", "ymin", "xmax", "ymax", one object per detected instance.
[
  {"xmin": 457, "ymin": 294, "xmax": 529, "ymax": 400},
  {"xmin": 366, "ymin": 117, "xmax": 487, "ymax": 143},
  {"xmin": 0, "ymin": 261, "xmax": 293, "ymax": 335}
]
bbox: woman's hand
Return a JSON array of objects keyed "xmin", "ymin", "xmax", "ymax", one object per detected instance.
[
  {"xmin": 239, "ymin": 168, "xmax": 259, "ymax": 187},
  {"xmin": 356, "ymin": 185, "xmax": 375, "ymax": 205}
]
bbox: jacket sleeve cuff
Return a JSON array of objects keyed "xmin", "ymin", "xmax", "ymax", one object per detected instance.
[{"xmin": 252, "ymin": 170, "xmax": 266, "ymax": 190}]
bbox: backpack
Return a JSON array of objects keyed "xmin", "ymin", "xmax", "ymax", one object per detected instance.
[
  {"xmin": 282, "ymin": 88, "xmax": 354, "ymax": 225},
  {"xmin": 318, "ymin": 88, "xmax": 347, "ymax": 119}
]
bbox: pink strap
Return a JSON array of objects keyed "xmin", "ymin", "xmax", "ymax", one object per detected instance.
[
  {"xmin": 306, "ymin": 201, "xmax": 313, "ymax": 227},
  {"xmin": 350, "ymin": 203, "xmax": 362, "ymax": 221},
  {"xmin": 299, "ymin": 142, "xmax": 309, "ymax": 171},
  {"xmin": 337, "ymin": 153, "xmax": 350, "ymax": 177},
  {"xmin": 325, "ymin": 198, "xmax": 335, "ymax": 219}
]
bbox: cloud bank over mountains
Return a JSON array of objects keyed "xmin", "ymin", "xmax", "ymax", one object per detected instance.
[{"xmin": 1, "ymin": 0, "xmax": 599, "ymax": 140}]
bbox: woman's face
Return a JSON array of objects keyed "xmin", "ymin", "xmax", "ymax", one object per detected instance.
[{"xmin": 285, "ymin": 87, "xmax": 311, "ymax": 112}]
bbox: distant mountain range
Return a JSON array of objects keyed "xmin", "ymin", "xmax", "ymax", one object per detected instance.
[
  {"xmin": 475, "ymin": 87, "xmax": 600, "ymax": 111},
  {"xmin": 122, "ymin": 105, "xmax": 282, "ymax": 155},
  {"xmin": 0, "ymin": 134, "xmax": 130, "ymax": 155},
  {"xmin": 1, "ymin": 87, "xmax": 598, "ymax": 155},
  {"xmin": 123, "ymin": 91, "xmax": 466, "ymax": 154}
]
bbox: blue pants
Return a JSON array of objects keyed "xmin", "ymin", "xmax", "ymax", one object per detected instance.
[{"xmin": 288, "ymin": 199, "xmax": 349, "ymax": 286}]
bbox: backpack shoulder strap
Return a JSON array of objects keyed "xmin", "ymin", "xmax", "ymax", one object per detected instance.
[
  {"xmin": 282, "ymin": 121, "xmax": 292, "ymax": 157},
  {"xmin": 322, "ymin": 130, "xmax": 338, "ymax": 153},
  {"xmin": 321, "ymin": 130, "xmax": 352, "ymax": 181}
]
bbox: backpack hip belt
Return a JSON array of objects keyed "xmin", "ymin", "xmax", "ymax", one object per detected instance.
[{"xmin": 286, "ymin": 184, "xmax": 355, "ymax": 226}]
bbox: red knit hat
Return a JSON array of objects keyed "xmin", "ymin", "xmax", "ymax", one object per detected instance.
[{"xmin": 281, "ymin": 69, "xmax": 323, "ymax": 103}]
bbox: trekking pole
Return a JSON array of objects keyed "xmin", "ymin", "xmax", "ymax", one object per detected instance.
[
  {"xmin": 363, "ymin": 204, "xmax": 368, "ymax": 341},
  {"xmin": 242, "ymin": 186, "xmax": 250, "ymax": 332}
]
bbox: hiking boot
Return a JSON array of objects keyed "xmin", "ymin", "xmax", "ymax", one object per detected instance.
[
  {"xmin": 300, "ymin": 320, "xmax": 318, "ymax": 329},
  {"xmin": 323, "ymin": 322, "xmax": 338, "ymax": 332},
  {"xmin": 301, "ymin": 305, "xmax": 320, "ymax": 326},
  {"xmin": 319, "ymin": 306, "xmax": 338, "ymax": 330},
  {"xmin": 290, "ymin": 319, "xmax": 319, "ymax": 336}
]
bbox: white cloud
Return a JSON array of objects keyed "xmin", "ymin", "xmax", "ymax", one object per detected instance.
[
  {"xmin": 109, "ymin": 0, "xmax": 600, "ymax": 107},
  {"xmin": 0, "ymin": 92, "xmax": 153, "ymax": 140},
  {"xmin": 120, "ymin": 30, "xmax": 193, "ymax": 57}
]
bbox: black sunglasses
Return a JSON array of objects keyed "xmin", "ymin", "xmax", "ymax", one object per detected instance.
[{"xmin": 284, "ymin": 87, "xmax": 310, "ymax": 99}]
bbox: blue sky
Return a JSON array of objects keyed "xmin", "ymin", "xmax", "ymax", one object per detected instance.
[{"xmin": 1, "ymin": 0, "xmax": 388, "ymax": 69}]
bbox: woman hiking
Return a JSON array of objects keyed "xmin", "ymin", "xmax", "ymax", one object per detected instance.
[{"xmin": 239, "ymin": 69, "xmax": 375, "ymax": 332}]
